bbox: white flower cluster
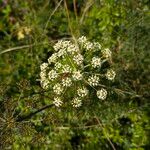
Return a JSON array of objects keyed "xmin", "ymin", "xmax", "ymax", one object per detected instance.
[
  {"xmin": 53, "ymin": 83, "xmax": 63, "ymax": 95},
  {"xmin": 40, "ymin": 79, "xmax": 49, "ymax": 89},
  {"xmin": 53, "ymin": 40, "xmax": 63, "ymax": 51},
  {"xmin": 102, "ymin": 48, "xmax": 112, "ymax": 58},
  {"xmin": 84, "ymin": 41, "xmax": 94, "ymax": 50},
  {"xmin": 72, "ymin": 97, "xmax": 82, "ymax": 108},
  {"xmin": 106, "ymin": 69, "xmax": 116, "ymax": 80},
  {"xmin": 53, "ymin": 97, "xmax": 63, "ymax": 107},
  {"xmin": 39, "ymin": 36, "xmax": 116, "ymax": 107},
  {"xmin": 55, "ymin": 62, "xmax": 62, "ymax": 70},
  {"xmin": 88, "ymin": 75, "xmax": 99, "ymax": 86},
  {"xmin": 40, "ymin": 63, "xmax": 49, "ymax": 89},
  {"xmin": 78, "ymin": 36, "xmax": 102, "ymax": 51},
  {"xmin": 97, "ymin": 88, "xmax": 107, "ymax": 100},
  {"xmin": 78, "ymin": 36, "xmax": 94, "ymax": 51},
  {"xmin": 40, "ymin": 63, "xmax": 48, "ymax": 70},
  {"xmin": 48, "ymin": 53, "xmax": 58, "ymax": 64},
  {"xmin": 78, "ymin": 36, "xmax": 87, "ymax": 44},
  {"xmin": 72, "ymin": 71, "xmax": 83, "ymax": 81},
  {"xmin": 67, "ymin": 43, "xmax": 79, "ymax": 55},
  {"xmin": 62, "ymin": 65, "xmax": 72, "ymax": 73},
  {"xmin": 62, "ymin": 77, "xmax": 72, "ymax": 87},
  {"xmin": 54, "ymin": 40, "xmax": 71, "ymax": 52},
  {"xmin": 73, "ymin": 54, "xmax": 84, "ymax": 65},
  {"xmin": 40, "ymin": 71, "xmax": 46, "ymax": 80},
  {"xmin": 91, "ymin": 57, "xmax": 101, "ymax": 68},
  {"xmin": 48, "ymin": 70, "xmax": 58, "ymax": 81},
  {"xmin": 77, "ymin": 87, "xmax": 88, "ymax": 97}
]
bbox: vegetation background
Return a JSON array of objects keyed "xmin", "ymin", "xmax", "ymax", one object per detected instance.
[{"xmin": 0, "ymin": 0, "xmax": 150, "ymax": 149}]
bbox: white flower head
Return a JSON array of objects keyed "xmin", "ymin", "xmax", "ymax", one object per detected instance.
[
  {"xmin": 54, "ymin": 40, "xmax": 63, "ymax": 51},
  {"xmin": 53, "ymin": 40, "xmax": 70, "ymax": 52},
  {"xmin": 97, "ymin": 88, "xmax": 107, "ymax": 100},
  {"xmin": 62, "ymin": 77, "xmax": 72, "ymax": 87},
  {"xmin": 102, "ymin": 48, "xmax": 112, "ymax": 58},
  {"xmin": 54, "ymin": 62, "xmax": 62, "ymax": 70},
  {"xmin": 48, "ymin": 70, "xmax": 58, "ymax": 81},
  {"xmin": 72, "ymin": 71, "xmax": 83, "ymax": 81},
  {"xmin": 88, "ymin": 75, "xmax": 99, "ymax": 86},
  {"xmin": 40, "ymin": 63, "xmax": 48, "ymax": 71},
  {"xmin": 48, "ymin": 53, "xmax": 58, "ymax": 64},
  {"xmin": 67, "ymin": 44, "xmax": 79, "ymax": 55},
  {"xmin": 53, "ymin": 97, "xmax": 63, "ymax": 107},
  {"xmin": 62, "ymin": 65, "xmax": 72, "ymax": 73},
  {"xmin": 53, "ymin": 83, "xmax": 63, "ymax": 95},
  {"xmin": 62, "ymin": 40, "xmax": 71, "ymax": 49},
  {"xmin": 91, "ymin": 57, "xmax": 101, "ymax": 68},
  {"xmin": 57, "ymin": 48, "xmax": 67, "ymax": 58},
  {"xmin": 73, "ymin": 54, "xmax": 84, "ymax": 65},
  {"xmin": 84, "ymin": 41, "xmax": 94, "ymax": 50},
  {"xmin": 40, "ymin": 79, "xmax": 49, "ymax": 89},
  {"xmin": 78, "ymin": 36, "xmax": 87, "ymax": 44},
  {"xmin": 77, "ymin": 87, "xmax": 88, "ymax": 97},
  {"xmin": 72, "ymin": 97, "xmax": 82, "ymax": 108},
  {"xmin": 40, "ymin": 71, "xmax": 46, "ymax": 80},
  {"xmin": 106, "ymin": 69, "xmax": 116, "ymax": 80}
]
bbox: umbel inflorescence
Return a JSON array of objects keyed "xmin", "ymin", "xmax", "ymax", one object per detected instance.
[{"xmin": 40, "ymin": 36, "xmax": 116, "ymax": 108}]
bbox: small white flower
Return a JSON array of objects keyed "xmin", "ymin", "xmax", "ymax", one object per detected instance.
[
  {"xmin": 77, "ymin": 87, "xmax": 88, "ymax": 97},
  {"xmin": 78, "ymin": 36, "xmax": 87, "ymax": 44},
  {"xmin": 62, "ymin": 40, "xmax": 71, "ymax": 49},
  {"xmin": 40, "ymin": 79, "xmax": 49, "ymax": 89},
  {"xmin": 48, "ymin": 53, "xmax": 58, "ymax": 64},
  {"xmin": 88, "ymin": 75, "xmax": 99, "ymax": 86},
  {"xmin": 62, "ymin": 65, "xmax": 72, "ymax": 73},
  {"xmin": 67, "ymin": 44, "xmax": 79, "ymax": 55},
  {"xmin": 53, "ymin": 40, "xmax": 70, "ymax": 51},
  {"xmin": 73, "ymin": 54, "xmax": 84, "ymax": 65},
  {"xmin": 62, "ymin": 77, "xmax": 72, "ymax": 87},
  {"xmin": 53, "ymin": 83, "xmax": 63, "ymax": 95},
  {"xmin": 97, "ymin": 88, "xmax": 107, "ymax": 100},
  {"xmin": 54, "ymin": 40, "xmax": 63, "ymax": 51},
  {"xmin": 54, "ymin": 62, "xmax": 62, "ymax": 70},
  {"xmin": 48, "ymin": 70, "xmax": 58, "ymax": 81},
  {"xmin": 53, "ymin": 97, "xmax": 63, "ymax": 107},
  {"xmin": 72, "ymin": 71, "xmax": 83, "ymax": 81},
  {"xmin": 72, "ymin": 97, "xmax": 82, "ymax": 108},
  {"xmin": 91, "ymin": 57, "xmax": 101, "ymax": 68},
  {"xmin": 40, "ymin": 71, "xmax": 46, "ymax": 80},
  {"xmin": 57, "ymin": 48, "xmax": 67, "ymax": 57},
  {"xmin": 40, "ymin": 63, "xmax": 48, "ymax": 71},
  {"xmin": 84, "ymin": 41, "xmax": 93, "ymax": 50},
  {"xmin": 106, "ymin": 69, "xmax": 116, "ymax": 80},
  {"xmin": 102, "ymin": 48, "xmax": 112, "ymax": 58}
]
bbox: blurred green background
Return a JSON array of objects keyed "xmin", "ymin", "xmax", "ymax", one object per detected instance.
[{"xmin": 0, "ymin": 0, "xmax": 150, "ymax": 149}]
